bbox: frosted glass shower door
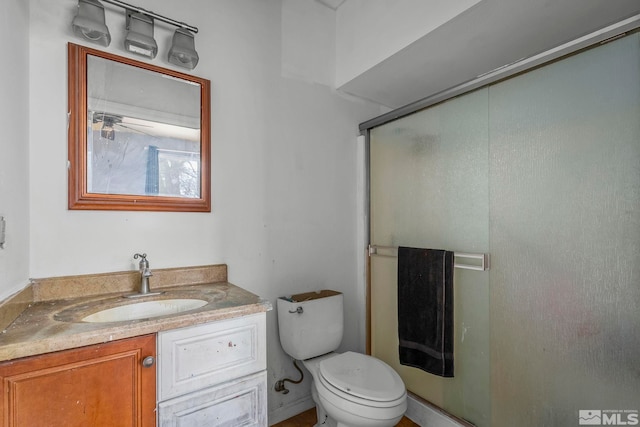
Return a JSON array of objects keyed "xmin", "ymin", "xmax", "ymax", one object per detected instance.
[
  {"xmin": 488, "ymin": 33, "xmax": 640, "ymax": 426},
  {"xmin": 369, "ymin": 88, "xmax": 491, "ymax": 425},
  {"xmin": 368, "ymin": 31, "xmax": 640, "ymax": 427}
]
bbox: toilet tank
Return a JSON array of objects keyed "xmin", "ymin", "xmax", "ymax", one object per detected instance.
[{"xmin": 277, "ymin": 290, "xmax": 343, "ymax": 360}]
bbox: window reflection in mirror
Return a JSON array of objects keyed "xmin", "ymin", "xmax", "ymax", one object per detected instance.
[{"xmin": 68, "ymin": 43, "xmax": 211, "ymax": 211}]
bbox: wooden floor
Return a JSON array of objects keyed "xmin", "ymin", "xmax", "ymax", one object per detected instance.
[{"xmin": 273, "ymin": 407, "xmax": 419, "ymax": 427}]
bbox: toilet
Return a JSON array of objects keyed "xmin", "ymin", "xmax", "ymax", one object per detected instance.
[{"xmin": 277, "ymin": 290, "xmax": 407, "ymax": 427}]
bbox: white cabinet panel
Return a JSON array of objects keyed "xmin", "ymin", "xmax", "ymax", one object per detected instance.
[
  {"xmin": 158, "ymin": 371, "xmax": 267, "ymax": 427},
  {"xmin": 158, "ymin": 313, "xmax": 266, "ymax": 401}
]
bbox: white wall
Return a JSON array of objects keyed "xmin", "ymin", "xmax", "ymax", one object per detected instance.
[
  {"xmin": 0, "ymin": 0, "xmax": 30, "ymax": 299},
  {"xmin": 281, "ymin": 0, "xmax": 335, "ymax": 87},
  {"xmin": 26, "ymin": 0, "xmax": 381, "ymax": 422},
  {"xmin": 335, "ymin": 0, "xmax": 481, "ymax": 87}
]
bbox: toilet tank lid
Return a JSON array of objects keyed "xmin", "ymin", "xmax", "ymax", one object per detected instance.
[
  {"xmin": 319, "ymin": 352, "xmax": 405, "ymax": 402},
  {"xmin": 285, "ymin": 289, "xmax": 341, "ymax": 302}
]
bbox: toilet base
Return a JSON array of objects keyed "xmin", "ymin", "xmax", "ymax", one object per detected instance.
[
  {"xmin": 311, "ymin": 379, "xmax": 336, "ymax": 427},
  {"xmin": 310, "ymin": 379, "xmax": 404, "ymax": 427}
]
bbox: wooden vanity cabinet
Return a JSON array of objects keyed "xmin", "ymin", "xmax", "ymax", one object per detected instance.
[{"xmin": 0, "ymin": 334, "xmax": 156, "ymax": 427}]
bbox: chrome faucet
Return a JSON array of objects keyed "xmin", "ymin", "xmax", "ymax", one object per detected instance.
[
  {"xmin": 135, "ymin": 253, "xmax": 152, "ymax": 294},
  {"xmin": 125, "ymin": 253, "xmax": 163, "ymax": 298}
]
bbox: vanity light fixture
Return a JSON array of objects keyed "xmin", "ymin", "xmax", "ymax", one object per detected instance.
[
  {"xmin": 71, "ymin": 0, "xmax": 199, "ymax": 68},
  {"xmin": 168, "ymin": 28, "xmax": 199, "ymax": 70},
  {"xmin": 72, "ymin": 0, "xmax": 111, "ymax": 47},
  {"xmin": 124, "ymin": 11, "xmax": 158, "ymax": 59}
]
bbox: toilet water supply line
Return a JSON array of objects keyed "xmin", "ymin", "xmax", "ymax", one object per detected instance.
[{"xmin": 275, "ymin": 359, "xmax": 304, "ymax": 394}]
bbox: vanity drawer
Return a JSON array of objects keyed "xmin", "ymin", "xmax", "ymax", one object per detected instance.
[
  {"xmin": 158, "ymin": 313, "xmax": 266, "ymax": 400},
  {"xmin": 158, "ymin": 370, "xmax": 267, "ymax": 427}
]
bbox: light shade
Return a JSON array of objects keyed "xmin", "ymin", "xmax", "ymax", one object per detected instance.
[
  {"xmin": 72, "ymin": 0, "xmax": 111, "ymax": 47},
  {"xmin": 168, "ymin": 28, "xmax": 199, "ymax": 70},
  {"xmin": 124, "ymin": 11, "xmax": 158, "ymax": 59}
]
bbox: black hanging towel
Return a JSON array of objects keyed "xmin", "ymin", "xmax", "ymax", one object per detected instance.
[{"xmin": 397, "ymin": 247, "xmax": 454, "ymax": 377}]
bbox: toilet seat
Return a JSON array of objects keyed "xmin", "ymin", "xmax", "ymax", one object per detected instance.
[{"xmin": 318, "ymin": 352, "xmax": 406, "ymax": 405}]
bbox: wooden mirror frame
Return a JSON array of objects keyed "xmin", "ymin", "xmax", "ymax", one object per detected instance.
[{"xmin": 68, "ymin": 43, "xmax": 211, "ymax": 212}]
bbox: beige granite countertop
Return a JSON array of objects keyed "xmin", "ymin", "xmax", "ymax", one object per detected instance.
[{"xmin": 0, "ymin": 265, "xmax": 271, "ymax": 362}]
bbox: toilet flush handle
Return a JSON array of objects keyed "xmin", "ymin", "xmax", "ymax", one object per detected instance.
[{"xmin": 288, "ymin": 306, "xmax": 303, "ymax": 314}]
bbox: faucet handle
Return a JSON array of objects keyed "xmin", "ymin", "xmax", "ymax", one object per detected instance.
[{"xmin": 134, "ymin": 253, "xmax": 149, "ymax": 268}]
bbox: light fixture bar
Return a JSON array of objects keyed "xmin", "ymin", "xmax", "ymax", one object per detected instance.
[{"xmin": 101, "ymin": 0, "xmax": 198, "ymax": 34}]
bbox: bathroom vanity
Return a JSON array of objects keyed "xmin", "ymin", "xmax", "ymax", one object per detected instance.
[{"xmin": 0, "ymin": 264, "xmax": 270, "ymax": 427}]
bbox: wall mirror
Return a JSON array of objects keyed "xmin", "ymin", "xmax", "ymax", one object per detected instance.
[{"xmin": 68, "ymin": 43, "xmax": 211, "ymax": 211}]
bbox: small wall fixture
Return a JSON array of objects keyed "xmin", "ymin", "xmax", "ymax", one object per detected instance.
[
  {"xmin": 71, "ymin": 0, "xmax": 199, "ymax": 69},
  {"xmin": 72, "ymin": 0, "xmax": 111, "ymax": 47},
  {"xmin": 168, "ymin": 28, "xmax": 199, "ymax": 70}
]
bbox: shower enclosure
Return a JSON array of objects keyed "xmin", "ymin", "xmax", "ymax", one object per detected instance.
[{"xmin": 366, "ymin": 32, "xmax": 640, "ymax": 426}]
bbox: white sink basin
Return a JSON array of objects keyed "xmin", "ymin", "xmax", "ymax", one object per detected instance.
[{"xmin": 82, "ymin": 298, "xmax": 208, "ymax": 323}]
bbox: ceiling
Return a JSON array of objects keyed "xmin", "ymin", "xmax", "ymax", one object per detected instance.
[{"xmin": 337, "ymin": 0, "xmax": 640, "ymax": 109}]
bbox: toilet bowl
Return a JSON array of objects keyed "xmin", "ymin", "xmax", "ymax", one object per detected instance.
[{"xmin": 303, "ymin": 352, "xmax": 407, "ymax": 427}]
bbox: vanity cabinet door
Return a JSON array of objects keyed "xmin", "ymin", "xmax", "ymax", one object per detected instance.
[{"xmin": 0, "ymin": 334, "xmax": 156, "ymax": 427}]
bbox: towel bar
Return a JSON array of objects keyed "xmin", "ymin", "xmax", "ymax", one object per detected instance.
[{"xmin": 368, "ymin": 244, "xmax": 490, "ymax": 271}]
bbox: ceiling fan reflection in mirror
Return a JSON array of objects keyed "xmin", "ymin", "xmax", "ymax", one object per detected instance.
[
  {"xmin": 90, "ymin": 111, "xmax": 156, "ymax": 140},
  {"xmin": 90, "ymin": 111, "xmax": 198, "ymax": 141}
]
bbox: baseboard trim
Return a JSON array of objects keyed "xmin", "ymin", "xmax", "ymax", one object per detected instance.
[
  {"xmin": 405, "ymin": 393, "xmax": 475, "ymax": 427},
  {"xmin": 268, "ymin": 395, "xmax": 315, "ymax": 426}
]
